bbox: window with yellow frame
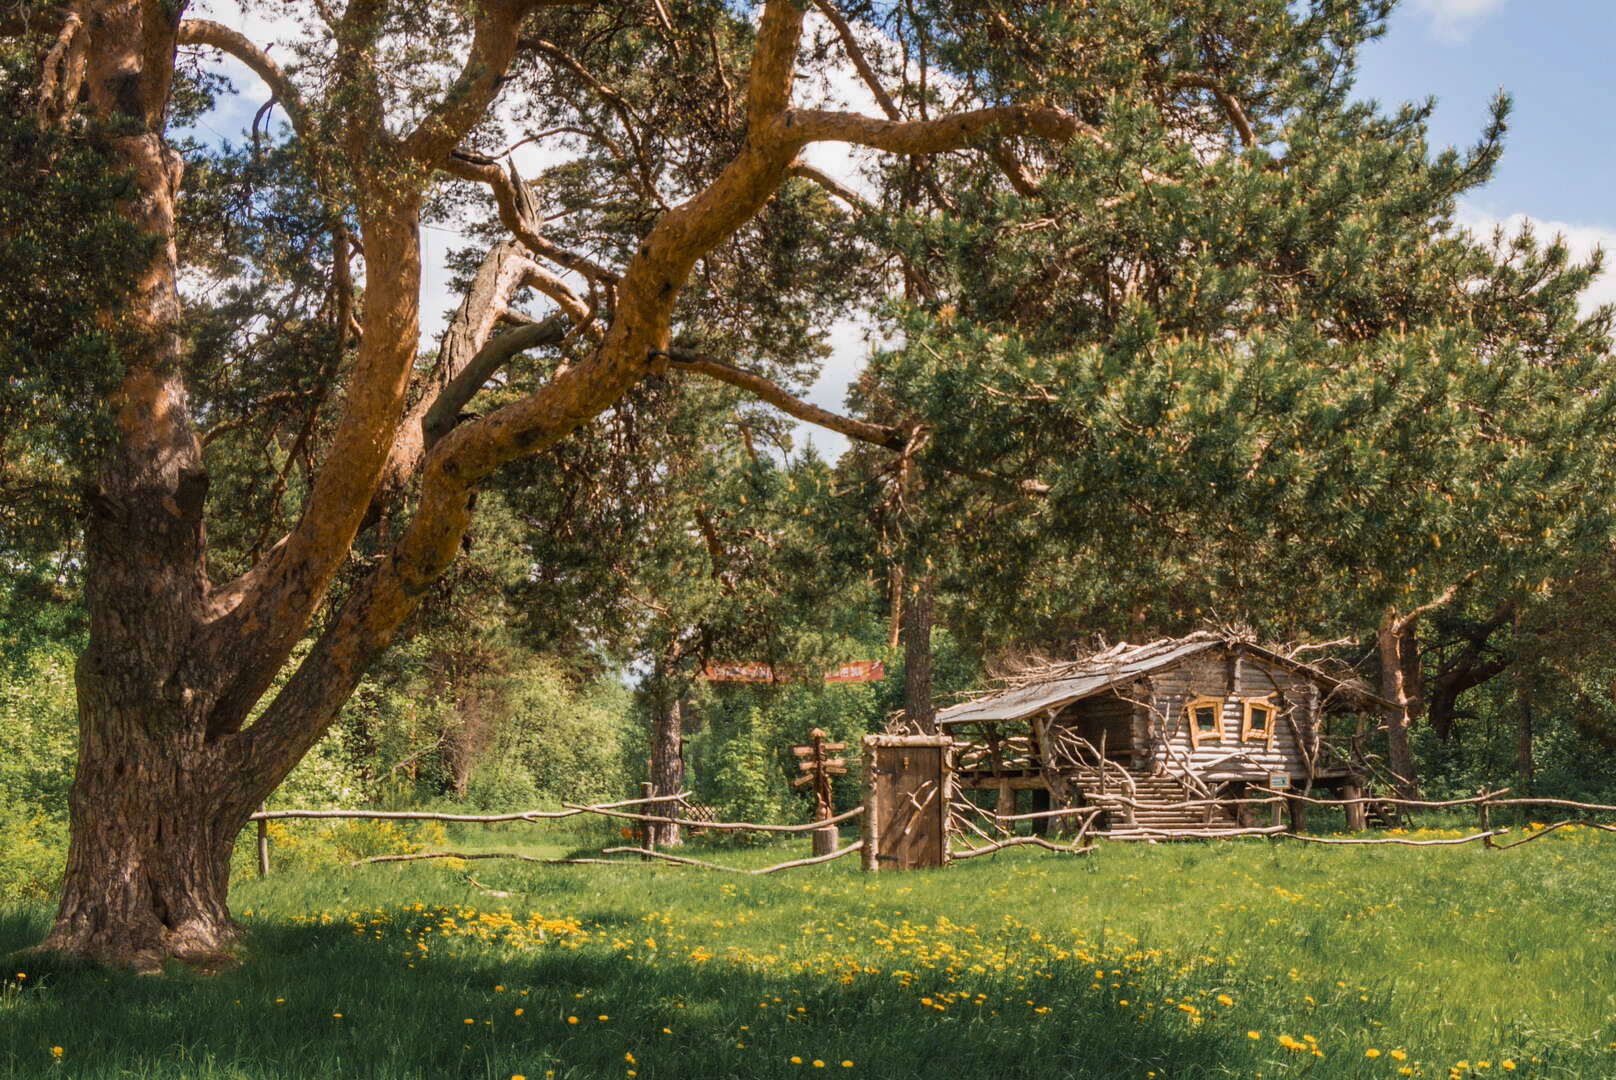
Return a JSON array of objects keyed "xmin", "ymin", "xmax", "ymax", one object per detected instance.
[
  {"xmin": 1185, "ymin": 696, "xmax": 1225, "ymax": 748},
  {"xmin": 1240, "ymin": 694, "xmax": 1278, "ymax": 746}
]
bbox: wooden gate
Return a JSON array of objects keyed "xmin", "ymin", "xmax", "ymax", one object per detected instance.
[{"xmin": 861, "ymin": 734, "xmax": 952, "ymax": 871}]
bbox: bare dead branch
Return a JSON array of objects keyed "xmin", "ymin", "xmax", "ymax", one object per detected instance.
[
  {"xmin": 35, "ymin": 9, "xmax": 84, "ymax": 128},
  {"xmin": 665, "ymin": 350, "xmax": 904, "ymax": 449},
  {"xmin": 601, "ymin": 841, "xmax": 863, "ymax": 874},
  {"xmin": 443, "ymin": 155, "xmax": 620, "ymax": 285},
  {"xmin": 1170, "ymin": 74, "xmax": 1255, "ymax": 148},
  {"xmin": 786, "ymin": 160, "xmax": 875, "ymax": 213},
  {"xmin": 177, "ymin": 20, "xmax": 308, "ymax": 137},
  {"xmin": 810, "ymin": 0, "xmax": 900, "ymax": 121},
  {"xmin": 351, "ymin": 851, "xmax": 623, "ymax": 866}
]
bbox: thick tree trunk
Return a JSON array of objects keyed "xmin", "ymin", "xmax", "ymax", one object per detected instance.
[
  {"xmin": 1377, "ymin": 613, "xmax": 1422, "ymax": 799},
  {"xmin": 38, "ymin": 2, "xmax": 252, "ymax": 968},
  {"xmin": 44, "ymin": 695, "xmax": 254, "ymax": 970},
  {"xmin": 902, "ymin": 578, "xmax": 935, "ymax": 733},
  {"xmin": 650, "ymin": 695, "xmax": 684, "ymax": 847}
]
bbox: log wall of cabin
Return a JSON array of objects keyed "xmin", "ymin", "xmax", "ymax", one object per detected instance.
[
  {"xmin": 1145, "ymin": 652, "xmax": 1333, "ymax": 782},
  {"xmin": 1050, "ymin": 691, "xmax": 1138, "ymax": 764}
]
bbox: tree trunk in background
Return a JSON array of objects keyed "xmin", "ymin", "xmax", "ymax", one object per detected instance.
[
  {"xmin": 650, "ymin": 695, "xmax": 684, "ymax": 847},
  {"xmin": 902, "ymin": 578, "xmax": 935, "ymax": 733},
  {"xmin": 1515, "ymin": 608, "xmax": 1535, "ymax": 794},
  {"xmin": 1377, "ymin": 613, "xmax": 1423, "ymax": 799}
]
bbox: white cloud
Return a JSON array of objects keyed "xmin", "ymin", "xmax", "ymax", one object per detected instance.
[
  {"xmin": 1409, "ymin": 0, "xmax": 1510, "ymax": 43},
  {"xmin": 1456, "ymin": 206, "xmax": 1616, "ymax": 315}
]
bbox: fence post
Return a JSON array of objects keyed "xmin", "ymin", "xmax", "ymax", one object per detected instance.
[
  {"xmin": 256, "ymin": 803, "xmax": 270, "ymax": 877},
  {"xmin": 860, "ymin": 736, "xmax": 880, "ymax": 872},
  {"xmin": 1479, "ymin": 789, "xmax": 1495, "ymax": 849}
]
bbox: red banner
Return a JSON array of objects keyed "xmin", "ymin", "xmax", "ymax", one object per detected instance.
[
  {"xmin": 823, "ymin": 660, "xmax": 885, "ymax": 683},
  {"xmin": 701, "ymin": 660, "xmax": 885, "ymax": 684}
]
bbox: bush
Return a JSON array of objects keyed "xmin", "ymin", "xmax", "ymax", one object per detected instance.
[
  {"xmin": 231, "ymin": 818, "xmax": 449, "ymax": 878},
  {"xmin": 0, "ymin": 811, "xmax": 66, "ymax": 903}
]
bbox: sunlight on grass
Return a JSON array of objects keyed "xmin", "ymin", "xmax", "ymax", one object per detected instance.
[{"xmin": 4, "ymin": 826, "xmax": 1615, "ymax": 1078}]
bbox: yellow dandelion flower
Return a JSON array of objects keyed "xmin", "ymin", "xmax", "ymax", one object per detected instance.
[
  {"xmin": 1502, "ymin": 1062, "xmax": 1516, "ymax": 1071},
  {"xmin": 814, "ymin": 1061, "xmax": 825, "ymax": 1068},
  {"xmin": 842, "ymin": 1062, "xmax": 854, "ymax": 1069},
  {"xmin": 791, "ymin": 1056, "xmax": 803, "ymax": 1064},
  {"xmin": 1248, "ymin": 1031, "xmax": 1261, "ymax": 1040},
  {"xmin": 598, "ymin": 1015, "xmax": 608, "ymax": 1021},
  {"xmin": 514, "ymin": 1008, "xmax": 524, "ymax": 1016},
  {"xmin": 1391, "ymin": 1050, "xmax": 1408, "ymax": 1061},
  {"xmin": 567, "ymin": 1017, "xmax": 578, "ymax": 1024},
  {"xmin": 1367, "ymin": 1049, "xmax": 1382, "ymax": 1058},
  {"xmin": 625, "ymin": 1052, "xmax": 635, "ymax": 1064},
  {"xmin": 1216, "ymin": 994, "xmax": 1233, "ymax": 1006},
  {"xmin": 51, "ymin": 1048, "xmax": 63, "ymax": 1059},
  {"xmin": 333, "ymin": 1013, "xmax": 343, "ymax": 1019}
]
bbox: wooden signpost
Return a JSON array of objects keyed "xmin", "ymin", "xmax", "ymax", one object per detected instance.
[{"xmin": 792, "ymin": 728, "xmax": 847, "ymax": 854}]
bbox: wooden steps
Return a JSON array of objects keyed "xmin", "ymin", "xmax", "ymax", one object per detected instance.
[{"xmin": 1066, "ymin": 767, "xmax": 1239, "ymax": 835}]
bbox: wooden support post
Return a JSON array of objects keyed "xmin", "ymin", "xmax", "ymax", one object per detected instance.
[
  {"xmin": 861, "ymin": 738, "xmax": 880, "ymax": 872},
  {"xmin": 1286, "ymin": 795, "xmax": 1307, "ymax": 834},
  {"xmin": 1341, "ymin": 782, "xmax": 1367, "ymax": 832},
  {"xmin": 1030, "ymin": 787, "xmax": 1051, "ymax": 836},
  {"xmin": 1479, "ymin": 790, "xmax": 1495, "ymax": 849},
  {"xmin": 256, "ymin": 803, "xmax": 270, "ymax": 878}
]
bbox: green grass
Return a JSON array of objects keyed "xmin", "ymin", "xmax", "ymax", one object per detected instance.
[{"xmin": 4, "ymin": 824, "xmax": 1616, "ymax": 1080}]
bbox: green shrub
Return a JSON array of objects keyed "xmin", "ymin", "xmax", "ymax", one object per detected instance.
[{"xmin": 0, "ymin": 810, "xmax": 65, "ymax": 902}]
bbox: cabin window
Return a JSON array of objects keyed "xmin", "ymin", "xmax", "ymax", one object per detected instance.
[
  {"xmin": 1241, "ymin": 696, "xmax": 1277, "ymax": 745},
  {"xmin": 1186, "ymin": 696, "xmax": 1225, "ymax": 748}
]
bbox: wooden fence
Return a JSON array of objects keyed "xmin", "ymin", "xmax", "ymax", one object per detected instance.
[
  {"xmin": 249, "ymin": 729, "xmax": 1616, "ymax": 877},
  {"xmin": 249, "ymin": 785, "xmax": 1616, "ymax": 879}
]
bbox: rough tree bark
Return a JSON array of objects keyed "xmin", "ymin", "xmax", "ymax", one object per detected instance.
[
  {"xmin": 1514, "ymin": 609, "xmax": 1535, "ymax": 794},
  {"xmin": 1426, "ymin": 601, "xmax": 1514, "ymax": 743},
  {"xmin": 649, "ymin": 695, "xmax": 684, "ymax": 848},
  {"xmin": 1376, "ymin": 612, "xmax": 1423, "ymax": 800},
  {"xmin": 902, "ymin": 577, "xmax": 936, "ymax": 733}
]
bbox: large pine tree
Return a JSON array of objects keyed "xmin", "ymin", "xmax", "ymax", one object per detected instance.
[{"xmin": 3, "ymin": 0, "xmax": 1612, "ymax": 966}]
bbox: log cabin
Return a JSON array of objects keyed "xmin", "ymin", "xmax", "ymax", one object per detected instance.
[{"xmin": 939, "ymin": 632, "xmax": 1392, "ymax": 833}]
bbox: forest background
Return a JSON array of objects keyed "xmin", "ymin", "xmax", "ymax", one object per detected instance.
[{"xmin": 5, "ymin": 0, "xmax": 1616, "ymax": 919}]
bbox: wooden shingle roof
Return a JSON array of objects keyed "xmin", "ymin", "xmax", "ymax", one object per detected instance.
[{"xmin": 936, "ymin": 632, "xmax": 1391, "ymax": 726}]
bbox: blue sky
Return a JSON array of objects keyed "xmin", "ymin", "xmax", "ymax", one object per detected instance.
[{"xmin": 1356, "ymin": 0, "xmax": 1615, "ymax": 238}]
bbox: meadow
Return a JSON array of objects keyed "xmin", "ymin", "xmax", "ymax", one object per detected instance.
[{"xmin": 3, "ymin": 823, "xmax": 1615, "ymax": 1080}]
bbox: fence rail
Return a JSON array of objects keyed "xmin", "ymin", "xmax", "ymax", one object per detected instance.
[{"xmin": 251, "ymin": 782, "xmax": 1616, "ymax": 881}]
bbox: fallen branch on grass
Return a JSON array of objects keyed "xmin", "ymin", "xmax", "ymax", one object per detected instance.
[
  {"xmin": 348, "ymin": 850, "xmax": 625, "ymax": 867},
  {"xmin": 950, "ymin": 834, "xmax": 1097, "ymax": 859},
  {"xmin": 573, "ymin": 803, "xmax": 865, "ymax": 833},
  {"xmin": 1249, "ymin": 787, "xmax": 1510, "ymax": 809},
  {"xmin": 600, "ymin": 840, "xmax": 864, "ymax": 874},
  {"xmin": 1492, "ymin": 819, "xmax": 1616, "ymax": 850},
  {"xmin": 1099, "ymin": 825, "xmax": 1289, "ymax": 840},
  {"xmin": 1275, "ymin": 829, "xmax": 1509, "ymax": 847}
]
